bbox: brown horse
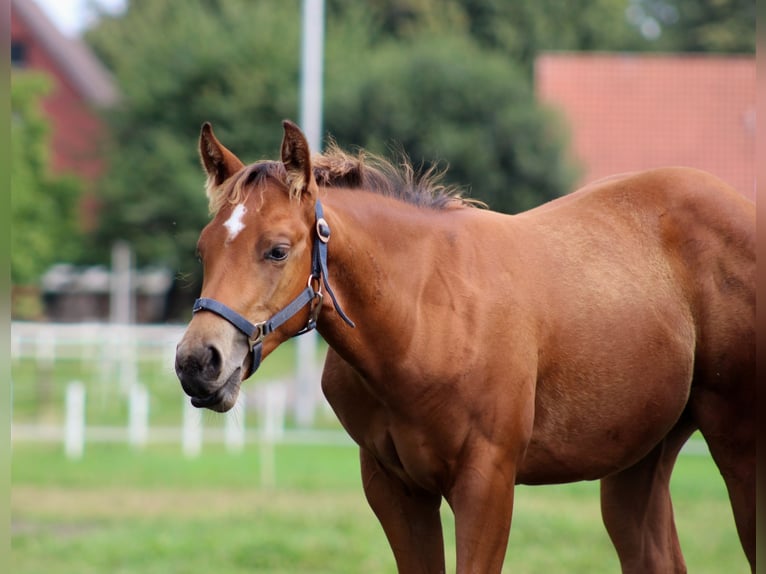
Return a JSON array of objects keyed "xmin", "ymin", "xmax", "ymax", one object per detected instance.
[{"xmin": 175, "ymin": 120, "xmax": 755, "ymax": 573}]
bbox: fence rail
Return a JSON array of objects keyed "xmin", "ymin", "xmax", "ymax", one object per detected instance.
[
  {"xmin": 11, "ymin": 320, "xmax": 184, "ymax": 361},
  {"xmin": 11, "ymin": 322, "xmax": 338, "ymax": 468}
]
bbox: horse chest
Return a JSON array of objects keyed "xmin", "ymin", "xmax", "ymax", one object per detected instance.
[{"xmin": 322, "ymin": 362, "xmax": 451, "ymax": 493}]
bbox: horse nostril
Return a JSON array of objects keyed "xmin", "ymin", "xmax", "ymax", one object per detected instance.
[
  {"xmin": 203, "ymin": 344, "xmax": 222, "ymax": 380},
  {"xmin": 175, "ymin": 343, "xmax": 224, "ymax": 390}
]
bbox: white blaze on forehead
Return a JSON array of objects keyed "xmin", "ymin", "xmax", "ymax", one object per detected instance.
[{"xmin": 223, "ymin": 203, "xmax": 247, "ymax": 241}]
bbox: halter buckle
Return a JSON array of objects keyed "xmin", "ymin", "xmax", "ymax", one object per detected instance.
[
  {"xmin": 248, "ymin": 322, "xmax": 266, "ymax": 350},
  {"xmin": 307, "ymin": 290, "xmax": 324, "ymax": 330},
  {"xmin": 316, "ymin": 217, "xmax": 331, "ymax": 244},
  {"xmin": 306, "ymin": 274, "xmax": 324, "ymax": 330}
]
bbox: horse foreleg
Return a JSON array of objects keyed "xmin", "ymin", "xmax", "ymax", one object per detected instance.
[
  {"xmin": 600, "ymin": 419, "xmax": 695, "ymax": 574},
  {"xmin": 446, "ymin": 445, "xmax": 517, "ymax": 574},
  {"xmin": 360, "ymin": 448, "xmax": 446, "ymax": 574}
]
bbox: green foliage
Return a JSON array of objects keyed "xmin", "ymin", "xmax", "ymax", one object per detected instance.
[
  {"xmin": 627, "ymin": 0, "xmax": 755, "ymax": 52},
  {"xmin": 84, "ymin": 0, "xmax": 579, "ymax": 282},
  {"xmin": 81, "ymin": 0, "xmax": 753, "ymax": 286},
  {"xmin": 84, "ymin": 0, "xmax": 303, "ymax": 277},
  {"xmin": 11, "ymin": 73, "xmax": 83, "ymax": 285},
  {"xmin": 331, "ymin": 0, "xmax": 642, "ymax": 71},
  {"xmin": 324, "ymin": 33, "xmax": 577, "ymax": 212},
  {"xmin": 460, "ymin": 0, "xmax": 644, "ymax": 59}
]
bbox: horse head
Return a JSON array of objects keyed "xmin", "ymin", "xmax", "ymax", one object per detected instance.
[{"xmin": 175, "ymin": 120, "xmax": 321, "ymax": 412}]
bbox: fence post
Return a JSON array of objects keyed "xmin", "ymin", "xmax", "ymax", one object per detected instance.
[
  {"xmin": 128, "ymin": 383, "xmax": 149, "ymax": 449},
  {"xmin": 182, "ymin": 398, "xmax": 202, "ymax": 458},
  {"xmin": 64, "ymin": 381, "xmax": 85, "ymax": 459},
  {"xmin": 259, "ymin": 383, "xmax": 287, "ymax": 488},
  {"xmin": 224, "ymin": 395, "xmax": 245, "ymax": 454},
  {"xmin": 119, "ymin": 327, "xmax": 138, "ymax": 393}
]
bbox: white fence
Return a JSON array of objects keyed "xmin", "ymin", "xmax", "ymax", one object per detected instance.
[
  {"xmin": 11, "ymin": 321, "xmax": 182, "ymax": 387},
  {"xmin": 11, "ymin": 322, "xmax": 352, "ymax": 465}
]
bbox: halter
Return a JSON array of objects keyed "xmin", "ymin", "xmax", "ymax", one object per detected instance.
[{"xmin": 192, "ymin": 200, "xmax": 355, "ymax": 373}]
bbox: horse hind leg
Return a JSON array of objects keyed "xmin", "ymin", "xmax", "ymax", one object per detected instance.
[
  {"xmin": 600, "ymin": 417, "xmax": 696, "ymax": 574},
  {"xmin": 690, "ymin": 383, "xmax": 756, "ymax": 571}
]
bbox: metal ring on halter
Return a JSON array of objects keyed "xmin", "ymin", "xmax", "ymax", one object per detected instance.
[
  {"xmin": 307, "ymin": 290, "xmax": 324, "ymax": 330},
  {"xmin": 306, "ymin": 274, "xmax": 323, "ymax": 330},
  {"xmin": 248, "ymin": 322, "xmax": 266, "ymax": 350},
  {"xmin": 308, "ymin": 274, "xmax": 322, "ymax": 296}
]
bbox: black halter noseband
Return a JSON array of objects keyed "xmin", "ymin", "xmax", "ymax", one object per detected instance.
[{"xmin": 192, "ymin": 200, "xmax": 355, "ymax": 374}]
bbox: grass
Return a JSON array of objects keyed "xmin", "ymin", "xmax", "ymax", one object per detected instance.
[
  {"xmin": 11, "ymin": 443, "xmax": 749, "ymax": 574},
  {"xmin": 11, "ymin": 343, "xmax": 750, "ymax": 572}
]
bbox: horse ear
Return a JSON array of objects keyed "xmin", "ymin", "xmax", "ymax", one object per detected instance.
[
  {"xmin": 281, "ymin": 119, "xmax": 317, "ymax": 200},
  {"xmin": 199, "ymin": 122, "xmax": 244, "ymax": 188}
]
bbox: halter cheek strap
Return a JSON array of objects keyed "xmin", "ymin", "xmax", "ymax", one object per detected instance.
[{"xmin": 192, "ymin": 199, "xmax": 354, "ymax": 374}]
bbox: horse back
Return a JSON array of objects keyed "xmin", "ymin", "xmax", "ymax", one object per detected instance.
[
  {"xmin": 528, "ymin": 167, "xmax": 755, "ymax": 378},
  {"xmin": 510, "ymin": 167, "xmax": 755, "ymax": 482}
]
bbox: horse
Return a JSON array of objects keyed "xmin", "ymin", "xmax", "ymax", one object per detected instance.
[{"xmin": 175, "ymin": 120, "xmax": 756, "ymax": 573}]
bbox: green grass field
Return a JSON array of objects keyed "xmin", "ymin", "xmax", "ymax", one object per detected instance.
[
  {"xmin": 11, "ymin": 339, "xmax": 750, "ymax": 572},
  {"xmin": 11, "ymin": 443, "xmax": 748, "ymax": 574}
]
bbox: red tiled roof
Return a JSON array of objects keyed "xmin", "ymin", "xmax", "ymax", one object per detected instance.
[{"xmin": 536, "ymin": 53, "xmax": 755, "ymax": 201}]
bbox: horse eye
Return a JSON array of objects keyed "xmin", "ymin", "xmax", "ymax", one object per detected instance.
[{"xmin": 265, "ymin": 245, "xmax": 289, "ymax": 262}]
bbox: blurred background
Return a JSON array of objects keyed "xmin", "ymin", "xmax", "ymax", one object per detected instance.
[{"xmin": 10, "ymin": 1, "xmax": 754, "ymax": 572}]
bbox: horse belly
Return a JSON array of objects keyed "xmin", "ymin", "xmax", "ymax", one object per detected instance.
[{"xmin": 517, "ymin": 319, "xmax": 695, "ymax": 484}]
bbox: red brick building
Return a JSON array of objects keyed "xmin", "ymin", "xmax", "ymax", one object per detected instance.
[
  {"xmin": 536, "ymin": 53, "xmax": 755, "ymax": 201},
  {"xmin": 11, "ymin": 0, "xmax": 118, "ymax": 186}
]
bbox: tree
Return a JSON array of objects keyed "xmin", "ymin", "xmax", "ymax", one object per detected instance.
[
  {"xmin": 324, "ymin": 33, "xmax": 577, "ymax": 212},
  {"xmin": 84, "ymin": 0, "xmax": 303, "ymax": 286},
  {"xmin": 327, "ymin": 0, "xmax": 645, "ymax": 73},
  {"xmin": 84, "ymin": 0, "xmax": 578, "ymax": 295},
  {"xmin": 11, "ymin": 73, "xmax": 83, "ymax": 285},
  {"xmin": 626, "ymin": 0, "xmax": 755, "ymax": 52}
]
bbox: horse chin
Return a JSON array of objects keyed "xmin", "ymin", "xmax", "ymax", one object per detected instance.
[{"xmin": 190, "ymin": 367, "xmax": 242, "ymax": 413}]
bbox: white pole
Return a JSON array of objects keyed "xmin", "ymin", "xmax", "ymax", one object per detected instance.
[
  {"xmin": 260, "ymin": 383, "xmax": 287, "ymax": 488},
  {"xmin": 300, "ymin": 0, "xmax": 325, "ymax": 152},
  {"xmin": 224, "ymin": 395, "xmax": 245, "ymax": 454},
  {"xmin": 36, "ymin": 330, "xmax": 56, "ymax": 370},
  {"xmin": 263, "ymin": 384, "xmax": 286, "ymax": 440},
  {"xmin": 128, "ymin": 383, "xmax": 149, "ymax": 449},
  {"xmin": 64, "ymin": 381, "xmax": 85, "ymax": 459},
  {"xmin": 110, "ymin": 240, "xmax": 135, "ymax": 324},
  {"xmin": 296, "ymin": 0, "xmax": 326, "ymax": 428},
  {"xmin": 119, "ymin": 326, "xmax": 138, "ymax": 392},
  {"xmin": 182, "ymin": 399, "xmax": 202, "ymax": 458},
  {"xmin": 11, "ymin": 331, "xmax": 20, "ymax": 361},
  {"xmin": 110, "ymin": 242, "xmax": 138, "ymax": 393}
]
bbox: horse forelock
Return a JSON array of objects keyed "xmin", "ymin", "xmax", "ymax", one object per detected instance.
[
  {"xmin": 207, "ymin": 162, "xmax": 286, "ymax": 214},
  {"xmin": 206, "ymin": 144, "xmax": 480, "ymax": 215}
]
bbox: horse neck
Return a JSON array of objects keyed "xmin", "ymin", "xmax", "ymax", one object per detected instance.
[{"xmin": 316, "ymin": 188, "xmax": 445, "ymax": 377}]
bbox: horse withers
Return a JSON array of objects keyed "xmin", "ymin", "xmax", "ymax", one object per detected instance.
[{"xmin": 175, "ymin": 120, "xmax": 756, "ymax": 573}]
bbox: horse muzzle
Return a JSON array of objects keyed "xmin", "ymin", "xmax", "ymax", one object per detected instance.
[{"xmin": 175, "ymin": 337, "xmax": 247, "ymax": 413}]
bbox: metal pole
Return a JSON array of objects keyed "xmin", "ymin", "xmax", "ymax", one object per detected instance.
[
  {"xmin": 295, "ymin": 0, "xmax": 325, "ymax": 427},
  {"xmin": 300, "ymin": 0, "xmax": 325, "ymax": 152},
  {"xmin": 109, "ymin": 240, "xmax": 134, "ymax": 324},
  {"xmin": 64, "ymin": 381, "xmax": 85, "ymax": 460}
]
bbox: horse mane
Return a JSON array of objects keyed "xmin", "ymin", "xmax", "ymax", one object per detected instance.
[{"xmin": 207, "ymin": 142, "xmax": 483, "ymax": 214}]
